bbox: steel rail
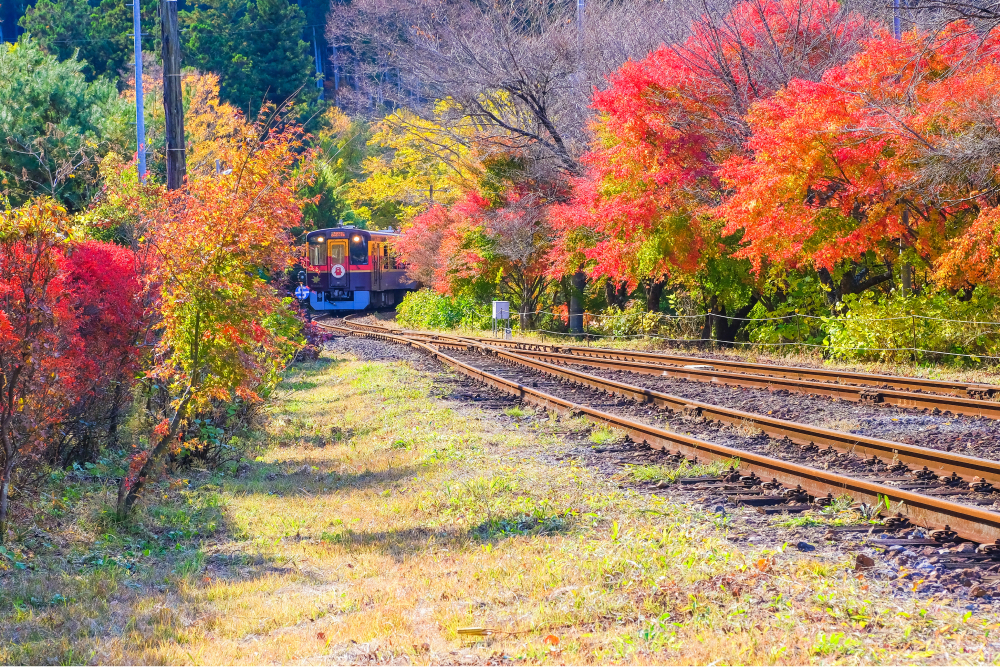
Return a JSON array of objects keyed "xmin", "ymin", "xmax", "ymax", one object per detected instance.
[
  {"xmin": 325, "ymin": 319, "xmax": 1000, "ymax": 400},
  {"xmin": 478, "ymin": 347, "xmax": 1000, "ymax": 421},
  {"xmin": 335, "ymin": 321, "xmax": 1000, "ymax": 419},
  {"xmin": 321, "ymin": 319, "xmax": 1000, "ymax": 543},
  {"xmin": 472, "ymin": 339, "xmax": 1000, "ymax": 398}
]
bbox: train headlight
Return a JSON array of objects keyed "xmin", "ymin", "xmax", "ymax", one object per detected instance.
[
  {"xmin": 314, "ymin": 236, "xmax": 324, "ymax": 243},
  {"xmin": 352, "ymin": 235, "xmax": 361, "ymax": 243}
]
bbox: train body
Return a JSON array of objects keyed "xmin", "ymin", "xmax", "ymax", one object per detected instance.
[{"xmin": 304, "ymin": 227, "xmax": 419, "ymax": 311}]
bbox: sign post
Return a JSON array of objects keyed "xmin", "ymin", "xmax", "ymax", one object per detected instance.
[{"xmin": 492, "ymin": 301, "xmax": 511, "ymax": 340}]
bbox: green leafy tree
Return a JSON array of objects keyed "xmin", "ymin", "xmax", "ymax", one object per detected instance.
[
  {"xmin": 19, "ymin": 0, "xmax": 158, "ymax": 81},
  {"xmin": 182, "ymin": 0, "xmax": 316, "ymax": 112},
  {"xmin": 0, "ymin": 38, "xmax": 132, "ymax": 210},
  {"xmin": 298, "ymin": 107, "xmax": 368, "ymax": 231}
]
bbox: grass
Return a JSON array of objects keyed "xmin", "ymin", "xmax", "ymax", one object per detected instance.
[
  {"xmin": 3, "ymin": 351, "xmax": 1000, "ymax": 663},
  {"xmin": 589, "ymin": 425, "xmax": 627, "ymax": 446},
  {"xmin": 627, "ymin": 458, "xmax": 740, "ymax": 484}
]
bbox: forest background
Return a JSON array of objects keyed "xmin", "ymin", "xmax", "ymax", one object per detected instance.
[{"xmin": 4, "ymin": 0, "xmax": 1000, "ymax": 544}]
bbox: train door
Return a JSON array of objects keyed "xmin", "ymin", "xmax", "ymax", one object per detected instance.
[
  {"xmin": 372, "ymin": 241, "xmax": 382, "ymax": 291},
  {"xmin": 329, "ymin": 239, "xmax": 349, "ymax": 289}
]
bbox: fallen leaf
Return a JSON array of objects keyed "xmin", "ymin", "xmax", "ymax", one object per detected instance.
[
  {"xmin": 856, "ymin": 554, "xmax": 875, "ymax": 570},
  {"xmin": 544, "ymin": 634, "xmax": 559, "ymax": 646},
  {"xmin": 317, "ymin": 632, "xmax": 325, "ymax": 640}
]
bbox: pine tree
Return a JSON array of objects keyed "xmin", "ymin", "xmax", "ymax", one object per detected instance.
[
  {"xmin": 19, "ymin": 0, "xmax": 95, "ymax": 76},
  {"xmin": 182, "ymin": 0, "xmax": 315, "ymax": 114},
  {"xmin": 19, "ymin": 0, "xmax": 157, "ymax": 82}
]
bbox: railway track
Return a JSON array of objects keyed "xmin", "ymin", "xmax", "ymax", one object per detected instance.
[
  {"xmin": 318, "ymin": 317, "xmax": 1000, "ymax": 550},
  {"xmin": 334, "ymin": 322, "xmax": 1000, "ymax": 418}
]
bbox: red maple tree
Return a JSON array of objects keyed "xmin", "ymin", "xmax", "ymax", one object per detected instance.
[{"xmin": 0, "ymin": 199, "xmax": 90, "ymax": 542}]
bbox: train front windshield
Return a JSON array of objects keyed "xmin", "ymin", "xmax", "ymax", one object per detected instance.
[{"xmin": 308, "ymin": 242, "xmax": 326, "ymax": 266}]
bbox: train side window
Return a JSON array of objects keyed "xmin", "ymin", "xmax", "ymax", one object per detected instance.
[{"xmin": 308, "ymin": 243, "xmax": 326, "ymax": 266}]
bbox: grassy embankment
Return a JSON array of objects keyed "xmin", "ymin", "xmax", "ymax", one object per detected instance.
[{"xmin": 1, "ymin": 350, "xmax": 999, "ymax": 664}]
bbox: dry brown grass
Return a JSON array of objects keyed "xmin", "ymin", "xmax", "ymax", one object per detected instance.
[{"xmin": 2, "ymin": 351, "xmax": 1000, "ymax": 664}]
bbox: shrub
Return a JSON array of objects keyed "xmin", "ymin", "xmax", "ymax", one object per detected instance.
[
  {"xmin": 396, "ymin": 290, "xmax": 492, "ymax": 330},
  {"xmin": 824, "ymin": 288, "xmax": 1000, "ymax": 363}
]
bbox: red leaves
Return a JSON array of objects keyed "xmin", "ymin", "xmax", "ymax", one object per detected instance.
[
  {"xmin": 0, "ymin": 200, "xmax": 89, "ymax": 470},
  {"xmin": 549, "ymin": 0, "xmax": 871, "ymax": 286},
  {"xmin": 396, "ymin": 187, "xmax": 555, "ymax": 301},
  {"xmin": 718, "ymin": 22, "xmax": 1000, "ymax": 280},
  {"xmin": 153, "ymin": 419, "xmax": 171, "ymax": 437}
]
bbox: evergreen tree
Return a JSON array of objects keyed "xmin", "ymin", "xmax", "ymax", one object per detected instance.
[
  {"xmin": 19, "ymin": 0, "xmax": 94, "ymax": 75},
  {"xmin": 0, "ymin": 38, "xmax": 132, "ymax": 209},
  {"xmin": 19, "ymin": 0, "xmax": 158, "ymax": 82},
  {"xmin": 182, "ymin": 0, "xmax": 316, "ymax": 113},
  {"xmin": 88, "ymin": 0, "xmax": 159, "ymax": 80}
]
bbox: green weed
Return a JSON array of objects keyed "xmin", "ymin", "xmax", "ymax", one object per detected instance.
[
  {"xmin": 627, "ymin": 458, "xmax": 739, "ymax": 484},
  {"xmin": 589, "ymin": 425, "xmax": 626, "ymax": 445}
]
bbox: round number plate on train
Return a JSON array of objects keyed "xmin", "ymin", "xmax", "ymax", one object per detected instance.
[{"xmin": 332, "ymin": 264, "xmax": 346, "ymax": 278}]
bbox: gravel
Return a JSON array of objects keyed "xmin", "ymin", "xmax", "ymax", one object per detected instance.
[{"xmin": 579, "ymin": 366, "xmax": 1000, "ymax": 458}]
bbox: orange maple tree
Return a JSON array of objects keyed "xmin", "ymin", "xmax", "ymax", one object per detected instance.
[
  {"xmin": 116, "ymin": 110, "xmax": 313, "ymax": 518},
  {"xmin": 549, "ymin": 0, "xmax": 869, "ymax": 291}
]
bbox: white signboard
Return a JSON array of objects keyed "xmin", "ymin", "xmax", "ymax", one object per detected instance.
[{"xmin": 492, "ymin": 300, "xmax": 510, "ymax": 319}]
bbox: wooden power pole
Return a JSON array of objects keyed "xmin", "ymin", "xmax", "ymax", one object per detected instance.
[{"xmin": 161, "ymin": 0, "xmax": 185, "ymax": 190}]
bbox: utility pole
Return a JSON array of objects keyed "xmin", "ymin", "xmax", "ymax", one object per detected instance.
[
  {"xmin": 161, "ymin": 0, "xmax": 186, "ymax": 190},
  {"xmin": 312, "ymin": 25, "xmax": 324, "ymax": 100},
  {"xmin": 893, "ymin": 0, "xmax": 912, "ymax": 298},
  {"xmin": 133, "ymin": 0, "xmax": 147, "ymax": 181},
  {"xmin": 569, "ymin": 0, "xmax": 587, "ymax": 336}
]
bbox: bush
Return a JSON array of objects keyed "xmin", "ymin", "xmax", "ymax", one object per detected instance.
[
  {"xmin": 588, "ymin": 301, "xmax": 666, "ymax": 337},
  {"xmin": 396, "ymin": 290, "xmax": 492, "ymax": 330},
  {"xmin": 824, "ymin": 288, "xmax": 1000, "ymax": 363},
  {"xmin": 587, "ymin": 300, "xmax": 705, "ymax": 340}
]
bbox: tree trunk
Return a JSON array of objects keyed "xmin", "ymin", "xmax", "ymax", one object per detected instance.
[
  {"xmin": 701, "ymin": 295, "xmax": 718, "ymax": 343},
  {"xmin": 569, "ymin": 270, "xmax": 585, "ymax": 335},
  {"xmin": 645, "ymin": 277, "xmax": 665, "ymax": 312},
  {"xmin": 0, "ymin": 419, "xmax": 11, "ymax": 544},
  {"xmin": 116, "ymin": 390, "xmax": 193, "ymax": 519},
  {"xmin": 107, "ymin": 382, "xmax": 124, "ymax": 448},
  {"xmin": 0, "ymin": 463, "xmax": 10, "ymax": 545},
  {"xmin": 604, "ymin": 280, "xmax": 628, "ymax": 310},
  {"xmin": 901, "ymin": 210, "xmax": 912, "ymax": 298},
  {"xmin": 714, "ymin": 299, "xmax": 757, "ymax": 344}
]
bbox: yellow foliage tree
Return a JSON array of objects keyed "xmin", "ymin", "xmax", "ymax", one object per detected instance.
[
  {"xmin": 125, "ymin": 68, "xmax": 250, "ymax": 179},
  {"xmin": 349, "ymin": 103, "xmax": 481, "ymax": 226}
]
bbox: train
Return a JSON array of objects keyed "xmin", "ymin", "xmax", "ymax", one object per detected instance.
[{"xmin": 303, "ymin": 227, "xmax": 420, "ymax": 311}]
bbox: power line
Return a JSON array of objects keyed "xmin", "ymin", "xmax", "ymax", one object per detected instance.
[{"xmin": 42, "ymin": 22, "xmax": 326, "ymax": 45}]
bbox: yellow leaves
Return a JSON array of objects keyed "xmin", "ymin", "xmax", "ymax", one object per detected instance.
[{"xmin": 349, "ymin": 107, "xmax": 482, "ymax": 221}]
